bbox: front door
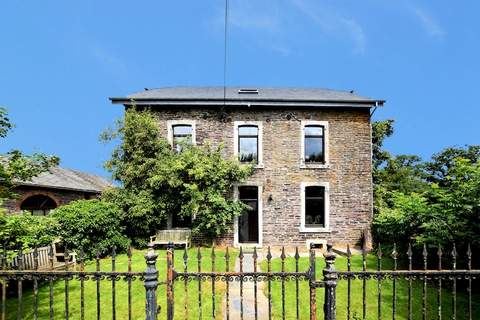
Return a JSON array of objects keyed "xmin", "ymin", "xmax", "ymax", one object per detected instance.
[{"xmin": 238, "ymin": 186, "xmax": 259, "ymax": 243}]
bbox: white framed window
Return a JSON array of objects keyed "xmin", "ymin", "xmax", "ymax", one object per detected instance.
[
  {"xmin": 167, "ymin": 120, "xmax": 196, "ymax": 151},
  {"xmin": 233, "ymin": 184, "xmax": 263, "ymax": 247},
  {"xmin": 234, "ymin": 121, "xmax": 263, "ymax": 167},
  {"xmin": 300, "ymin": 182, "xmax": 330, "ymax": 232},
  {"xmin": 300, "ymin": 120, "xmax": 329, "ymax": 168}
]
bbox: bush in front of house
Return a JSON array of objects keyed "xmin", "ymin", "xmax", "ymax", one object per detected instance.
[
  {"xmin": 51, "ymin": 199, "xmax": 130, "ymax": 259},
  {"xmin": 0, "ymin": 211, "xmax": 58, "ymax": 250}
]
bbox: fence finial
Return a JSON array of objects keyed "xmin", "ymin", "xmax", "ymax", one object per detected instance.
[
  {"xmin": 391, "ymin": 243, "xmax": 398, "ymax": 260},
  {"xmin": 323, "ymin": 241, "xmax": 336, "ymax": 268}
]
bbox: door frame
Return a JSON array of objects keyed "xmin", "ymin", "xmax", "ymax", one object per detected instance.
[{"xmin": 233, "ymin": 184, "xmax": 263, "ymax": 248}]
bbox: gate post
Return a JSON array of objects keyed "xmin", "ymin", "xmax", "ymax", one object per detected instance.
[
  {"xmin": 323, "ymin": 241, "xmax": 337, "ymax": 320},
  {"xmin": 144, "ymin": 243, "xmax": 159, "ymax": 320},
  {"xmin": 166, "ymin": 242, "xmax": 174, "ymax": 320},
  {"xmin": 309, "ymin": 243, "xmax": 317, "ymax": 320}
]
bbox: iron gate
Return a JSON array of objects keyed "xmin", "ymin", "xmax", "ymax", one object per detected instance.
[{"xmin": 166, "ymin": 243, "xmax": 336, "ymax": 320}]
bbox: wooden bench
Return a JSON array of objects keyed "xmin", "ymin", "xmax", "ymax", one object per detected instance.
[
  {"xmin": 9, "ymin": 242, "xmax": 76, "ymax": 271},
  {"xmin": 150, "ymin": 229, "xmax": 191, "ymax": 248}
]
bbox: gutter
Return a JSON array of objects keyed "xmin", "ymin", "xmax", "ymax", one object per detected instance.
[{"xmin": 109, "ymin": 97, "xmax": 385, "ymax": 108}]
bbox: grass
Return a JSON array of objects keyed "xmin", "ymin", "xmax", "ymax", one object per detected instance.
[
  {"xmin": 4, "ymin": 247, "xmax": 236, "ymax": 320},
  {"xmin": 260, "ymin": 253, "xmax": 480, "ymax": 320},
  {"xmin": 4, "ymin": 248, "xmax": 479, "ymax": 319}
]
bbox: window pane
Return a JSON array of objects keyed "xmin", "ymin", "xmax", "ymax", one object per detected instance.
[
  {"xmin": 305, "ymin": 186, "xmax": 325, "ymax": 227},
  {"xmin": 238, "ymin": 126, "xmax": 258, "ymax": 136},
  {"xmin": 173, "ymin": 137, "xmax": 192, "ymax": 152},
  {"xmin": 174, "ymin": 136, "xmax": 192, "ymax": 145},
  {"xmin": 32, "ymin": 210, "xmax": 45, "ymax": 216},
  {"xmin": 305, "ymin": 126, "xmax": 323, "ymax": 136},
  {"xmin": 239, "ymin": 137, "xmax": 257, "ymax": 162},
  {"xmin": 305, "ymin": 137, "xmax": 324, "ymax": 162},
  {"xmin": 306, "ymin": 186, "xmax": 324, "ymax": 198},
  {"xmin": 173, "ymin": 125, "xmax": 192, "ymax": 136},
  {"xmin": 239, "ymin": 186, "xmax": 258, "ymax": 200}
]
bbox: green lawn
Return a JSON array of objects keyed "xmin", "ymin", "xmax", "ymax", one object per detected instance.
[
  {"xmin": 261, "ymin": 254, "xmax": 480, "ymax": 320},
  {"xmin": 4, "ymin": 247, "xmax": 236, "ymax": 320}
]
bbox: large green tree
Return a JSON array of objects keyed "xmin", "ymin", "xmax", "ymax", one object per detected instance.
[{"xmin": 102, "ymin": 107, "xmax": 253, "ymax": 245}]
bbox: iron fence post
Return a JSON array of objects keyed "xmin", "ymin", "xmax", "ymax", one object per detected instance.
[
  {"xmin": 323, "ymin": 241, "xmax": 337, "ymax": 320},
  {"xmin": 309, "ymin": 243, "xmax": 317, "ymax": 320},
  {"xmin": 166, "ymin": 242, "xmax": 174, "ymax": 320},
  {"xmin": 144, "ymin": 243, "xmax": 159, "ymax": 320}
]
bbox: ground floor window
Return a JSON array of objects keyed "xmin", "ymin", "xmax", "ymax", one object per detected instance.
[
  {"xmin": 301, "ymin": 182, "xmax": 329, "ymax": 232},
  {"xmin": 305, "ymin": 186, "xmax": 325, "ymax": 227},
  {"xmin": 20, "ymin": 194, "xmax": 57, "ymax": 216}
]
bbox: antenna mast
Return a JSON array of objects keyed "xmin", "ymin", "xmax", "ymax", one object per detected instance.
[{"xmin": 223, "ymin": 0, "xmax": 229, "ymax": 104}]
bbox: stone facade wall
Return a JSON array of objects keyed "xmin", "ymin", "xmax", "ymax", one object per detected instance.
[
  {"xmin": 153, "ymin": 106, "xmax": 373, "ymax": 247},
  {"xmin": 2, "ymin": 186, "xmax": 98, "ymax": 214}
]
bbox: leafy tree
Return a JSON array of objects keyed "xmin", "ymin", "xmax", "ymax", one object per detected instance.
[
  {"xmin": 372, "ymin": 118, "xmax": 480, "ymax": 249},
  {"xmin": 373, "ymin": 191, "xmax": 431, "ymax": 243},
  {"xmin": 425, "ymin": 158, "xmax": 480, "ymax": 247},
  {"xmin": 424, "ymin": 145, "xmax": 480, "ymax": 187},
  {"xmin": 102, "ymin": 107, "xmax": 253, "ymax": 245},
  {"xmin": 0, "ymin": 107, "xmax": 59, "ymax": 201},
  {"xmin": 377, "ymin": 155, "xmax": 427, "ymax": 194},
  {"xmin": 51, "ymin": 199, "xmax": 130, "ymax": 259},
  {"xmin": 372, "ymin": 119, "xmax": 394, "ymax": 182},
  {"xmin": 0, "ymin": 107, "xmax": 13, "ymax": 138}
]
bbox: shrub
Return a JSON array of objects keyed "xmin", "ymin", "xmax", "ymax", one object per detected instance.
[
  {"xmin": 51, "ymin": 199, "xmax": 129, "ymax": 259},
  {"xmin": 0, "ymin": 212, "xmax": 57, "ymax": 250}
]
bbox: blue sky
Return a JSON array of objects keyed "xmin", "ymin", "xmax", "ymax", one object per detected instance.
[{"xmin": 1, "ymin": 0, "xmax": 478, "ymax": 178}]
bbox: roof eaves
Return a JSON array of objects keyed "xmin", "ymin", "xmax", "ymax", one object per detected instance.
[
  {"xmin": 109, "ymin": 97, "xmax": 385, "ymax": 107},
  {"xmin": 15, "ymin": 182, "xmax": 105, "ymax": 193}
]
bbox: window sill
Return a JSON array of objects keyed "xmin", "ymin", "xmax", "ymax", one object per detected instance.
[
  {"xmin": 240, "ymin": 163, "xmax": 264, "ymax": 169},
  {"xmin": 300, "ymin": 227, "xmax": 331, "ymax": 233},
  {"xmin": 299, "ymin": 162, "xmax": 330, "ymax": 169}
]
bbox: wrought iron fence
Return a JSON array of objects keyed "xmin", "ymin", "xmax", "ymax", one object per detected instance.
[
  {"xmin": 0, "ymin": 241, "xmax": 478, "ymax": 320},
  {"xmin": 0, "ymin": 244, "xmax": 160, "ymax": 320}
]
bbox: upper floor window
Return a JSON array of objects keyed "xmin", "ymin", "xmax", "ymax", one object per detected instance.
[
  {"xmin": 238, "ymin": 125, "xmax": 258, "ymax": 163},
  {"xmin": 172, "ymin": 124, "xmax": 192, "ymax": 152},
  {"xmin": 167, "ymin": 120, "xmax": 196, "ymax": 152},
  {"xmin": 301, "ymin": 121, "xmax": 328, "ymax": 167},
  {"xmin": 304, "ymin": 125, "xmax": 324, "ymax": 163}
]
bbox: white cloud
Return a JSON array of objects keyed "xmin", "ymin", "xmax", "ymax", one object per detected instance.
[
  {"xmin": 207, "ymin": 0, "xmax": 367, "ymax": 55},
  {"xmin": 408, "ymin": 5, "xmax": 446, "ymax": 38},
  {"xmin": 290, "ymin": 0, "xmax": 367, "ymax": 54}
]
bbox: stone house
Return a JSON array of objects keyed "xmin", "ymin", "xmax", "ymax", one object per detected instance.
[
  {"xmin": 2, "ymin": 167, "xmax": 111, "ymax": 215},
  {"xmin": 111, "ymin": 87, "xmax": 384, "ymax": 248}
]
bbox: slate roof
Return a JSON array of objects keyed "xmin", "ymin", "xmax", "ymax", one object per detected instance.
[
  {"xmin": 17, "ymin": 167, "xmax": 112, "ymax": 193},
  {"xmin": 110, "ymin": 86, "xmax": 384, "ymax": 108}
]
